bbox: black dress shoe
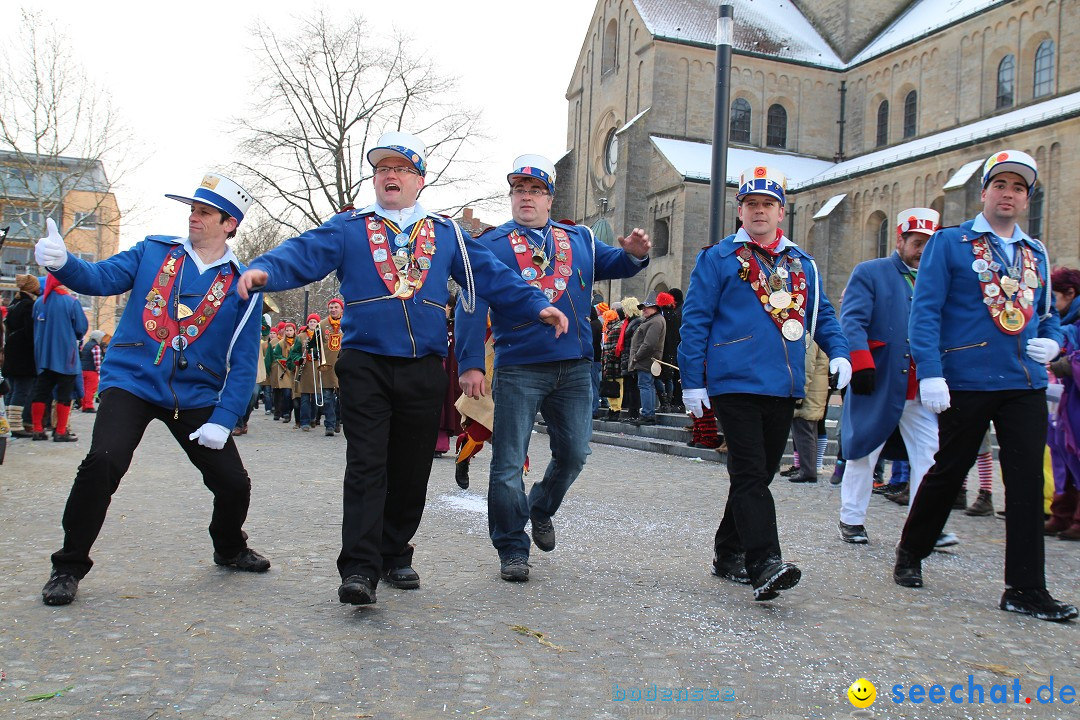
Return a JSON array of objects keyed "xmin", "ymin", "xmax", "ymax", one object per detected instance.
[
  {"xmin": 382, "ymin": 566, "xmax": 420, "ymax": 589},
  {"xmin": 32, "ymin": 431, "xmax": 49, "ymax": 441},
  {"xmin": 838, "ymin": 520, "xmax": 869, "ymax": 544},
  {"xmin": 711, "ymin": 553, "xmax": 750, "ymax": 584},
  {"xmin": 213, "ymin": 548, "xmax": 271, "ymax": 572},
  {"xmin": 42, "ymin": 572, "xmax": 79, "ymax": 606},
  {"xmin": 893, "ymin": 546, "xmax": 923, "ymax": 587},
  {"xmin": 52, "ymin": 430, "xmax": 78, "ymax": 442},
  {"xmin": 339, "ymin": 575, "xmax": 377, "ymax": 604},
  {"xmin": 752, "ymin": 561, "xmax": 801, "ymax": 600},
  {"xmin": 779, "ymin": 465, "xmax": 800, "ymax": 477}
]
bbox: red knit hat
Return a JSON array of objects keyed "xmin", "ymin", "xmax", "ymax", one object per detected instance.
[
  {"xmin": 284, "ymin": 322, "xmax": 297, "ymax": 331},
  {"xmin": 307, "ymin": 313, "xmax": 322, "ymax": 324},
  {"xmin": 327, "ymin": 298, "xmax": 344, "ymax": 308},
  {"xmin": 656, "ymin": 292, "xmax": 676, "ymax": 307}
]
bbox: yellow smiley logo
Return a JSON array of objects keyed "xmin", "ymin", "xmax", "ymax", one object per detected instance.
[{"xmin": 847, "ymin": 678, "xmax": 876, "ymax": 709}]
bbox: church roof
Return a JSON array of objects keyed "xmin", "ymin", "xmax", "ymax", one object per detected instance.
[
  {"xmin": 651, "ymin": 89, "xmax": 1080, "ymax": 189},
  {"xmin": 634, "ymin": 0, "xmax": 1008, "ymax": 70},
  {"xmin": 635, "ymin": 0, "xmax": 844, "ymax": 68}
]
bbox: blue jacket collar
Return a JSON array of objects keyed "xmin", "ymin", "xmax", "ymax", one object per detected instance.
[{"xmin": 716, "ymin": 228, "xmax": 805, "ymax": 258}]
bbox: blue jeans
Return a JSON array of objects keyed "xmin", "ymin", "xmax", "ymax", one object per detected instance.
[
  {"xmin": 300, "ymin": 389, "xmax": 338, "ymax": 429},
  {"xmin": 637, "ymin": 370, "xmax": 657, "ymax": 417},
  {"xmin": 591, "ymin": 361, "xmax": 602, "ymax": 410},
  {"xmin": 489, "ymin": 360, "xmax": 593, "ymax": 559}
]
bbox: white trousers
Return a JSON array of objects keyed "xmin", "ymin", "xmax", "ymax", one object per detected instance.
[{"xmin": 840, "ymin": 399, "xmax": 939, "ymax": 525}]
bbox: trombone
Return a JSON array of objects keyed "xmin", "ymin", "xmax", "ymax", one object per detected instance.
[{"xmin": 311, "ymin": 322, "xmax": 326, "ymax": 407}]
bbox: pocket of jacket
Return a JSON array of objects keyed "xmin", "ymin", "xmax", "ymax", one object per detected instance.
[
  {"xmin": 944, "ymin": 341, "xmax": 988, "ymax": 353},
  {"xmin": 713, "ymin": 335, "xmax": 752, "ymax": 347},
  {"xmin": 110, "ymin": 341, "xmax": 145, "ymax": 348},
  {"xmin": 196, "ymin": 362, "xmax": 222, "ymax": 381}
]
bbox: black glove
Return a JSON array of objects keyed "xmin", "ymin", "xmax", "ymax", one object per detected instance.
[{"xmin": 850, "ymin": 368, "xmax": 876, "ymax": 395}]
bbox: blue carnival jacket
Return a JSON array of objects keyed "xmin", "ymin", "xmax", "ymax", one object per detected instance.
[
  {"xmin": 840, "ymin": 252, "xmax": 919, "ymax": 459},
  {"xmin": 33, "ymin": 290, "xmax": 88, "ymax": 375},
  {"xmin": 247, "ymin": 208, "xmax": 551, "ymax": 359},
  {"xmin": 677, "ymin": 230, "xmax": 849, "ymax": 398},
  {"xmin": 909, "ymin": 218, "xmax": 1060, "ymax": 391},
  {"xmin": 52, "ymin": 237, "xmax": 262, "ymax": 429},
  {"xmin": 455, "ymin": 220, "xmax": 646, "ymax": 371}
]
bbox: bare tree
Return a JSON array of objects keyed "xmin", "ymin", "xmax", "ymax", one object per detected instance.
[
  {"xmin": 0, "ymin": 9, "xmax": 141, "ymax": 328},
  {"xmin": 231, "ymin": 8, "xmax": 498, "ymax": 237}
]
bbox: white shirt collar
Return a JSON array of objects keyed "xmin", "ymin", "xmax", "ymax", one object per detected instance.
[
  {"xmin": 972, "ymin": 212, "xmax": 1031, "ymax": 245},
  {"xmin": 359, "ymin": 201, "xmax": 428, "ymax": 228},
  {"xmin": 181, "ymin": 238, "xmax": 238, "ymax": 275},
  {"xmin": 733, "ymin": 227, "xmax": 794, "ymax": 252}
]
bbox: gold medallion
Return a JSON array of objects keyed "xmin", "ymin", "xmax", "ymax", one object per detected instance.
[
  {"xmin": 1000, "ymin": 276, "xmax": 1019, "ymax": 296},
  {"xmin": 1001, "ymin": 307, "xmax": 1025, "ymax": 332},
  {"xmin": 177, "ymin": 303, "xmax": 194, "ymax": 320}
]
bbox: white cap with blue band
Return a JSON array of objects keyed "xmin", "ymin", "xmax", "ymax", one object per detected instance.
[
  {"xmin": 165, "ymin": 173, "xmax": 253, "ymax": 224},
  {"xmin": 367, "ymin": 131, "xmax": 428, "ymax": 177},
  {"xmin": 736, "ymin": 166, "xmax": 787, "ymax": 206},
  {"xmin": 508, "ymin": 154, "xmax": 556, "ymax": 195}
]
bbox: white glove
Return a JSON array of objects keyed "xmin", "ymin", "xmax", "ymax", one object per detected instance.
[
  {"xmin": 34, "ymin": 218, "xmax": 69, "ymax": 270},
  {"xmin": 683, "ymin": 388, "xmax": 711, "ymax": 419},
  {"xmin": 829, "ymin": 357, "xmax": 852, "ymax": 390},
  {"xmin": 188, "ymin": 423, "xmax": 231, "ymax": 450},
  {"xmin": 919, "ymin": 377, "xmax": 951, "ymax": 414},
  {"xmin": 1026, "ymin": 338, "xmax": 1060, "ymax": 364}
]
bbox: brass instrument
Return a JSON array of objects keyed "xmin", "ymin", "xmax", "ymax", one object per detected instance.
[{"xmin": 311, "ymin": 323, "xmax": 326, "ymax": 407}]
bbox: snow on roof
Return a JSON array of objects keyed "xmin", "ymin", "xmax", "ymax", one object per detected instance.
[
  {"xmin": 943, "ymin": 160, "xmax": 984, "ymax": 190},
  {"xmin": 849, "ymin": 0, "xmax": 1007, "ymax": 66},
  {"xmin": 809, "ymin": 90, "xmax": 1080, "ymax": 186},
  {"xmin": 812, "ymin": 194, "xmax": 847, "ymax": 219},
  {"xmin": 617, "ymin": 107, "xmax": 651, "ymax": 135},
  {"xmin": 651, "ymin": 89, "xmax": 1080, "ymax": 190},
  {"xmin": 634, "ymin": 0, "xmax": 844, "ymax": 68},
  {"xmin": 650, "ymin": 136, "xmax": 834, "ymax": 185}
]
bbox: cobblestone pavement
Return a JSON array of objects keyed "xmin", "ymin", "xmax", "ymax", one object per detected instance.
[{"xmin": 1, "ymin": 410, "xmax": 1077, "ymax": 720}]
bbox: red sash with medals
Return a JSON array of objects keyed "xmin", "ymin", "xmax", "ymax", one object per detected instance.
[
  {"xmin": 734, "ymin": 243, "xmax": 808, "ymax": 341},
  {"xmin": 508, "ymin": 226, "xmax": 574, "ymax": 303},
  {"xmin": 142, "ymin": 246, "xmax": 235, "ymax": 365},
  {"xmin": 969, "ymin": 236, "xmax": 1039, "ymax": 335},
  {"xmin": 365, "ymin": 216, "xmax": 436, "ymax": 299}
]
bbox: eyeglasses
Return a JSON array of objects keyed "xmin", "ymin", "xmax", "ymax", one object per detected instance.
[
  {"xmin": 510, "ymin": 187, "xmax": 550, "ymax": 197},
  {"xmin": 374, "ymin": 165, "xmax": 420, "ymax": 176}
]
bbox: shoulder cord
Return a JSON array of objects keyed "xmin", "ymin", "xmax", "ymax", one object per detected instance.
[
  {"xmin": 805, "ymin": 256, "xmax": 821, "ymax": 348},
  {"xmin": 451, "ymin": 220, "xmax": 476, "ymax": 314}
]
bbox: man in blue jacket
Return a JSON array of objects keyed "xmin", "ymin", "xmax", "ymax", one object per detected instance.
[
  {"xmin": 34, "ymin": 173, "xmax": 270, "ymax": 606},
  {"xmin": 838, "ymin": 208, "xmax": 943, "ymax": 545},
  {"xmin": 236, "ymin": 133, "xmax": 568, "ymax": 606},
  {"xmin": 678, "ymin": 166, "xmax": 851, "ymax": 601},
  {"xmin": 29, "ymin": 274, "xmax": 87, "ymax": 441},
  {"xmin": 455, "ymin": 154, "xmax": 649, "ymax": 582},
  {"xmin": 897, "ymin": 149, "xmax": 1077, "ymax": 622}
]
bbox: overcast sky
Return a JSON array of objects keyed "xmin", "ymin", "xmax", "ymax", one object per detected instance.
[{"xmin": 2, "ymin": 1, "xmax": 598, "ymax": 248}]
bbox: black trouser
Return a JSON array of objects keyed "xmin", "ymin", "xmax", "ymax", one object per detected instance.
[
  {"xmin": 32, "ymin": 369, "xmax": 76, "ymax": 406},
  {"xmin": 899, "ymin": 389, "xmax": 1047, "ymax": 589},
  {"xmin": 712, "ymin": 393, "xmax": 797, "ymax": 578},
  {"xmin": 50, "ymin": 388, "xmax": 253, "ymax": 578},
  {"xmin": 335, "ymin": 349, "xmax": 447, "ymax": 582}
]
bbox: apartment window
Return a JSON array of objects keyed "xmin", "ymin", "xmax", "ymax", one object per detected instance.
[
  {"xmin": 903, "ymin": 91, "xmax": 917, "ymax": 138},
  {"xmin": 766, "ymin": 104, "xmax": 787, "ymax": 149},
  {"xmin": 875, "ymin": 100, "xmax": 889, "ymax": 147},
  {"xmin": 1033, "ymin": 40, "xmax": 1055, "ymax": 98},
  {"xmin": 74, "ymin": 211, "xmax": 99, "ymax": 228},
  {"xmin": 730, "ymin": 99, "xmax": 751, "ymax": 143},
  {"xmin": 996, "ymin": 55, "xmax": 1015, "ymax": 109}
]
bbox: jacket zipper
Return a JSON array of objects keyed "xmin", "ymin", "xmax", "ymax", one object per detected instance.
[
  {"xmin": 111, "ymin": 341, "xmax": 145, "ymax": 348},
  {"xmin": 401, "ymin": 299, "xmax": 416, "ymax": 357},
  {"xmin": 782, "ymin": 335, "xmax": 795, "ymax": 396},
  {"xmin": 512, "ymin": 320, "xmax": 536, "ymax": 331},
  {"xmin": 566, "ymin": 291, "xmax": 583, "ymax": 354},
  {"xmin": 346, "ymin": 297, "xmax": 390, "ymax": 306},
  {"xmin": 1018, "ymin": 337, "xmax": 1032, "ymax": 387},
  {"xmin": 713, "ymin": 335, "xmax": 752, "ymax": 347},
  {"xmin": 422, "ymin": 299, "xmax": 444, "ymax": 310},
  {"xmin": 943, "ymin": 342, "xmax": 988, "ymax": 353},
  {"xmin": 197, "ymin": 362, "xmax": 222, "ymax": 381}
]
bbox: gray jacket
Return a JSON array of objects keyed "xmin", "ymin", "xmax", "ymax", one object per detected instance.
[{"xmin": 629, "ymin": 312, "xmax": 666, "ymax": 372}]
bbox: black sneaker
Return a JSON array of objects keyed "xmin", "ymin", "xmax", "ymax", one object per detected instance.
[
  {"xmin": 382, "ymin": 566, "xmax": 420, "ymax": 589},
  {"xmin": 838, "ymin": 521, "xmax": 869, "ymax": 544},
  {"xmin": 213, "ymin": 548, "xmax": 271, "ymax": 572},
  {"xmin": 632, "ymin": 416, "xmax": 656, "ymax": 426},
  {"xmin": 531, "ymin": 515, "xmax": 555, "ymax": 552},
  {"xmin": 999, "ymin": 588, "xmax": 1078, "ymax": 622},
  {"xmin": 455, "ymin": 461, "xmax": 470, "ymax": 489},
  {"xmin": 52, "ymin": 430, "xmax": 78, "ymax": 442},
  {"xmin": 500, "ymin": 556, "xmax": 530, "ymax": 582},
  {"xmin": 711, "ymin": 553, "xmax": 750, "ymax": 584},
  {"xmin": 338, "ymin": 575, "xmax": 377, "ymax": 605},
  {"xmin": 32, "ymin": 431, "xmax": 49, "ymax": 441},
  {"xmin": 752, "ymin": 561, "xmax": 801, "ymax": 600},
  {"xmin": 893, "ymin": 546, "xmax": 923, "ymax": 587},
  {"xmin": 787, "ymin": 474, "xmax": 817, "ymax": 484},
  {"xmin": 42, "ymin": 572, "xmax": 79, "ymax": 606},
  {"xmin": 779, "ymin": 465, "xmax": 800, "ymax": 478}
]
